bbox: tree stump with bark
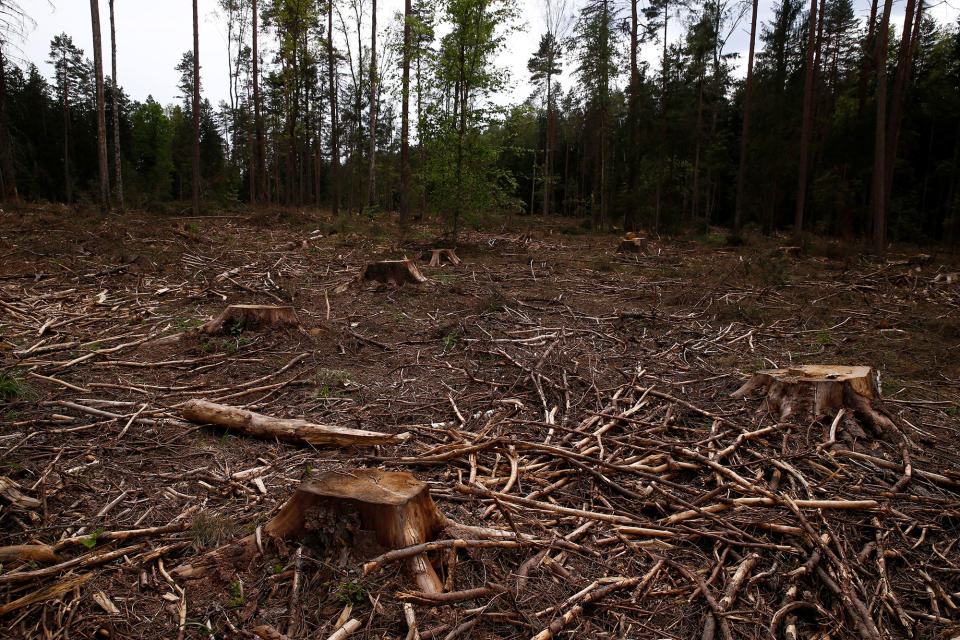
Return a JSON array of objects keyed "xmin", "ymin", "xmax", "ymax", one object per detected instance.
[
  {"xmin": 732, "ymin": 365, "xmax": 897, "ymax": 435},
  {"xmin": 618, "ymin": 233, "xmax": 647, "ymax": 253},
  {"xmin": 197, "ymin": 305, "xmax": 300, "ymax": 335},
  {"xmin": 423, "ymin": 249, "xmax": 461, "ymax": 267},
  {"xmin": 359, "ymin": 259, "xmax": 428, "ymax": 287},
  {"xmin": 266, "ymin": 469, "xmax": 446, "ymax": 593}
]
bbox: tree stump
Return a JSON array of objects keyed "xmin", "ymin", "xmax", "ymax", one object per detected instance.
[
  {"xmin": 423, "ymin": 249, "xmax": 461, "ymax": 267},
  {"xmin": 198, "ymin": 305, "xmax": 300, "ymax": 335},
  {"xmin": 618, "ymin": 233, "xmax": 647, "ymax": 253},
  {"xmin": 266, "ymin": 469, "xmax": 446, "ymax": 593},
  {"xmin": 359, "ymin": 260, "xmax": 428, "ymax": 287},
  {"xmin": 732, "ymin": 365, "xmax": 897, "ymax": 435}
]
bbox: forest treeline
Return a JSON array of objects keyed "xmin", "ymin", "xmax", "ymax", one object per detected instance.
[{"xmin": 0, "ymin": 0, "xmax": 958, "ymax": 247}]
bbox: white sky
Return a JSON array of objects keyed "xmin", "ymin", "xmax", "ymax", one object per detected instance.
[{"xmin": 11, "ymin": 0, "xmax": 960, "ymax": 109}]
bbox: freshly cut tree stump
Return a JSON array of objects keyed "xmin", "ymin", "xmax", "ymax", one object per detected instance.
[
  {"xmin": 181, "ymin": 400, "xmax": 409, "ymax": 447},
  {"xmin": 618, "ymin": 233, "xmax": 647, "ymax": 252},
  {"xmin": 197, "ymin": 305, "xmax": 300, "ymax": 335},
  {"xmin": 360, "ymin": 260, "xmax": 428, "ymax": 287},
  {"xmin": 423, "ymin": 249, "xmax": 461, "ymax": 267},
  {"xmin": 732, "ymin": 365, "xmax": 897, "ymax": 435},
  {"xmin": 266, "ymin": 469, "xmax": 446, "ymax": 593}
]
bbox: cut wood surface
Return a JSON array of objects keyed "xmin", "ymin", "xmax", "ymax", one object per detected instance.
[
  {"xmin": 181, "ymin": 399, "xmax": 409, "ymax": 446},
  {"xmin": 266, "ymin": 468, "xmax": 446, "ymax": 594},
  {"xmin": 423, "ymin": 249, "xmax": 461, "ymax": 267},
  {"xmin": 732, "ymin": 365, "xmax": 897, "ymax": 434},
  {"xmin": 617, "ymin": 234, "xmax": 647, "ymax": 252}
]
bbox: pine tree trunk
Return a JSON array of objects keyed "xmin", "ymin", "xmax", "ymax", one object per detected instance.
[
  {"xmin": 253, "ymin": 0, "xmax": 267, "ymax": 206},
  {"xmin": 108, "ymin": 0, "xmax": 123, "ymax": 211},
  {"xmin": 733, "ymin": 0, "xmax": 759, "ymax": 234},
  {"xmin": 883, "ymin": 0, "xmax": 920, "ymax": 206},
  {"xmin": 625, "ymin": 0, "xmax": 639, "ymax": 231},
  {"xmin": 543, "ymin": 68, "xmax": 552, "ymax": 218},
  {"xmin": 367, "ymin": 0, "xmax": 378, "ymax": 210},
  {"xmin": 871, "ymin": 0, "xmax": 894, "ymax": 253},
  {"xmin": 654, "ymin": 7, "xmax": 668, "ymax": 234},
  {"xmin": 399, "ymin": 0, "xmax": 411, "ymax": 225},
  {"xmin": 858, "ymin": 0, "xmax": 879, "ymax": 116},
  {"xmin": 90, "ymin": 0, "xmax": 111, "ymax": 213},
  {"xmin": 191, "ymin": 0, "xmax": 201, "ymax": 216},
  {"xmin": 328, "ymin": 0, "xmax": 340, "ymax": 216},
  {"xmin": 0, "ymin": 45, "xmax": 19, "ymax": 202},
  {"xmin": 794, "ymin": 0, "xmax": 818, "ymax": 235}
]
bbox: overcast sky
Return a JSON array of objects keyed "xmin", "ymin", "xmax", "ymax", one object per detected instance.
[{"xmin": 11, "ymin": 0, "xmax": 959, "ymax": 109}]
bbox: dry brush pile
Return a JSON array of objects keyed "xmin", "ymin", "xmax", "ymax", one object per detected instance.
[{"xmin": 0, "ymin": 208, "xmax": 959, "ymax": 639}]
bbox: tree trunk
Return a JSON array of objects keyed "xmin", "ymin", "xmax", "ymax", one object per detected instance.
[
  {"xmin": 857, "ymin": 0, "xmax": 879, "ymax": 116},
  {"xmin": 253, "ymin": 0, "xmax": 267, "ymax": 206},
  {"xmin": 625, "ymin": 0, "xmax": 639, "ymax": 231},
  {"xmin": 328, "ymin": 0, "xmax": 340, "ymax": 216},
  {"xmin": 399, "ymin": 0, "xmax": 411, "ymax": 225},
  {"xmin": 543, "ymin": 66, "xmax": 552, "ymax": 218},
  {"xmin": 90, "ymin": 0, "xmax": 111, "ymax": 213},
  {"xmin": 0, "ymin": 45, "xmax": 19, "ymax": 202},
  {"xmin": 733, "ymin": 0, "xmax": 759, "ymax": 234},
  {"xmin": 871, "ymin": 0, "xmax": 893, "ymax": 253},
  {"xmin": 883, "ymin": 0, "xmax": 920, "ymax": 206},
  {"xmin": 108, "ymin": 0, "xmax": 123, "ymax": 211},
  {"xmin": 654, "ymin": 6, "xmax": 668, "ymax": 234},
  {"xmin": 367, "ymin": 0, "xmax": 378, "ymax": 210},
  {"xmin": 191, "ymin": 0, "xmax": 201, "ymax": 216},
  {"xmin": 794, "ymin": 0, "xmax": 819, "ymax": 235}
]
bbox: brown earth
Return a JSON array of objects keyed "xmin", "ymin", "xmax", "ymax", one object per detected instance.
[{"xmin": 1, "ymin": 205, "xmax": 958, "ymax": 639}]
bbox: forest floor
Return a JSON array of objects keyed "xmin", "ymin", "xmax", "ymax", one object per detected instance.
[{"xmin": 1, "ymin": 205, "xmax": 959, "ymax": 640}]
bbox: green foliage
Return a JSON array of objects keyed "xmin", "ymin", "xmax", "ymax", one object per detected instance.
[
  {"xmin": 334, "ymin": 580, "xmax": 367, "ymax": 604},
  {"xmin": 80, "ymin": 528, "xmax": 104, "ymax": 550},
  {"xmin": 0, "ymin": 373, "xmax": 30, "ymax": 399},
  {"xmin": 226, "ymin": 579, "xmax": 243, "ymax": 608}
]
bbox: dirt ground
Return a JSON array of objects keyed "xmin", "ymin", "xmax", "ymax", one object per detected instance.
[{"xmin": 1, "ymin": 205, "xmax": 959, "ymax": 640}]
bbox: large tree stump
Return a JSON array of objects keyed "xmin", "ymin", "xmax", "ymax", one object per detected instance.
[
  {"xmin": 618, "ymin": 233, "xmax": 647, "ymax": 253},
  {"xmin": 266, "ymin": 469, "xmax": 446, "ymax": 593},
  {"xmin": 198, "ymin": 305, "xmax": 300, "ymax": 335},
  {"xmin": 423, "ymin": 249, "xmax": 461, "ymax": 267},
  {"xmin": 181, "ymin": 400, "xmax": 409, "ymax": 447},
  {"xmin": 360, "ymin": 260, "xmax": 428, "ymax": 287},
  {"xmin": 732, "ymin": 365, "xmax": 897, "ymax": 435}
]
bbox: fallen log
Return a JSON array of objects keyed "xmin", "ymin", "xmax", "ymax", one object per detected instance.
[
  {"xmin": 732, "ymin": 365, "xmax": 897, "ymax": 435},
  {"xmin": 181, "ymin": 399, "xmax": 409, "ymax": 447},
  {"xmin": 0, "ymin": 476, "xmax": 41, "ymax": 509}
]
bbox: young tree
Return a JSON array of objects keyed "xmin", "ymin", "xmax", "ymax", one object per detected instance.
[
  {"xmin": 192, "ymin": 0, "xmax": 201, "ymax": 215},
  {"xmin": 528, "ymin": 31, "xmax": 562, "ymax": 218},
  {"xmin": 48, "ymin": 34, "xmax": 86, "ymax": 204},
  {"xmin": 794, "ymin": 0, "xmax": 818, "ymax": 234},
  {"xmin": 733, "ymin": 0, "xmax": 759, "ymax": 233},
  {"xmin": 90, "ymin": 0, "xmax": 111, "ymax": 212},
  {"xmin": 399, "ymin": 0, "xmax": 411, "ymax": 224},
  {"xmin": 108, "ymin": 0, "xmax": 123, "ymax": 210}
]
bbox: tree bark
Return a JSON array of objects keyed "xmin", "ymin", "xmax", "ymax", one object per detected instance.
[
  {"xmin": 871, "ymin": 0, "xmax": 893, "ymax": 253},
  {"xmin": 625, "ymin": 0, "xmax": 639, "ymax": 231},
  {"xmin": 253, "ymin": 0, "xmax": 267, "ymax": 206},
  {"xmin": 883, "ymin": 0, "xmax": 920, "ymax": 207},
  {"xmin": 857, "ymin": 0, "xmax": 879, "ymax": 116},
  {"xmin": 328, "ymin": 0, "xmax": 340, "ymax": 216},
  {"xmin": 399, "ymin": 0, "xmax": 411, "ymax": 225},
  {"xmin": 367, "ymin": 0, "xmax": 378, "ymax": 209},
  {"xmin": 108, "ymin": 0, "xmax": 123, "ymax": 211},
  {"xmin": 733, "ymin": 0, "xmax": 759, "ymax": 234},
  {"xmin": 90, "ymin": 0, "xmax": 111, "ymax": 213},
  {"xmin": 181, "ymin": 400, "xmax": 409, "ymax": 447},
  {"xmin": 191, "ymin": 0, "xmax": 201, "ymax": 216},
  {"xmin": 0, "ymin": 45, "xmax": 19, "ymax": 203},
  {"xmin": 794, "ymin": 0, "xmax": 819, "ymax": 235}
]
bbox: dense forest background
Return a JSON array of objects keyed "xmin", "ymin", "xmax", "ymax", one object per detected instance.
[{"xmin": 0, "ymin": 0, "xmax": 958, "ymax": 247}]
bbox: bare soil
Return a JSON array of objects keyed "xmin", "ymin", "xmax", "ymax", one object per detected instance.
[{"xmin": 1, "ymin": 206, "xmax": 958, "ymax": 640}]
